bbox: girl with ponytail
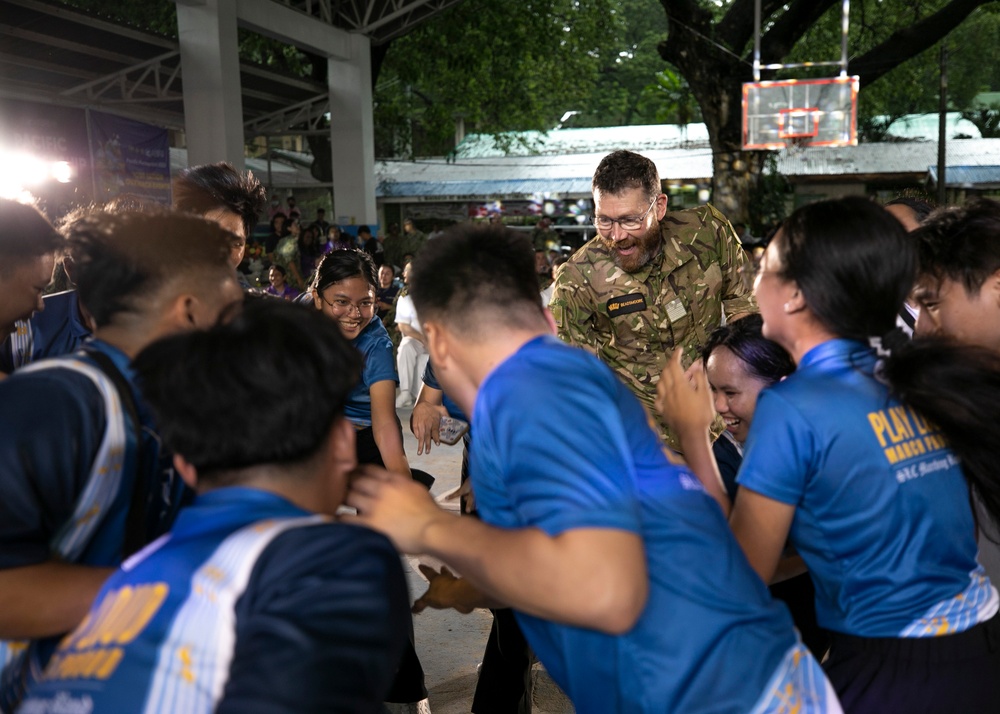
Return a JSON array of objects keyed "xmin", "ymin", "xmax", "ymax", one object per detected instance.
[{"xmin": 658, "ymin": 196, "xmax": 1000, "ymax": 713}]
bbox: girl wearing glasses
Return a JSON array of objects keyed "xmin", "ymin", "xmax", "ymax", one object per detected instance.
[
  {"xmin": 311, "ymin": 249, "xmax": 433, "ymax": 712},
  {"xmin": 312, "ymin": 249, "xmax": 411, "ymax": 479},
  {"xmin": 658, "ymin": 196, "xmax": 1000, "ymax": 713}
]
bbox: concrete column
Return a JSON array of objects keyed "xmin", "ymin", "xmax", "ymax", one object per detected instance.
[
  {"xmin": 175, "ymin": 0, "xmax": 245, "ymax": 169},
  {"xmin": 328, "ymin": 34, "xmax": 376, "ymax": 225}
]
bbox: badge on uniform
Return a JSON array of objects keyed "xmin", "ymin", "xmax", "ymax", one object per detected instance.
[
  {"xmin": 606, "ymin": 293, "xmax": 647, "ymax": 317},
  {"xmin": 665, "ymin": 298, "xmax": 687, "ymax": 323}
]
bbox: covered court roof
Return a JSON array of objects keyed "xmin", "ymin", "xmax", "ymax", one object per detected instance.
[{"xmin": 0, "ymin": 0, "xmax": 460, "ymax": 136}]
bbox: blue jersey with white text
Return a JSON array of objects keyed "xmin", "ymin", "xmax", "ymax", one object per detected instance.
[
  {"xmin": 738, "ymin": 339, "xmax": 998, "ymax": 637},
  {"xmin": 19, "ymin": 488, "xmax": 410, "ymax": 714},
  {"xmin": 470, "ymin": 335, "xmax": 835, "ymax": 714}
]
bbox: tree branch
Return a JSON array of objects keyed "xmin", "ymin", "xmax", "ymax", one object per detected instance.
[
  {"xmin": 717, "ymin": 0, "xmax": 789, "ymax": 54},
  {"xmin": 658, "ymin": 0, "xmax": 713, "ymax": 66},
  {"xmin": 851, "ymin": 0, "xmax": 992, "ymax": 88},
  {"xmin": 759, "ymin": 0, "xmax": 840, "ymax": 65}
]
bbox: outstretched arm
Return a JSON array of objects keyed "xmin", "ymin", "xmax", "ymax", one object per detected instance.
[{"xmin": 345, "ymin": 468, "xmax": 648, "ymax": 635}]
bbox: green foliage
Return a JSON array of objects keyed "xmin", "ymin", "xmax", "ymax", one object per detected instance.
[
  {"xmin": 374, "ymin": 0, "xmax": 621, "ymax": 157},
  {"xmin": 638, "ymin": 67, "xmax": 702, "ymax": 126},
  {"xmin": 962, "ymin": 103, "xmax": 1000, "ymax": 137},
  {"xmin": 374, "ymin": 0, "xmax": 680, "ymax": 156}
]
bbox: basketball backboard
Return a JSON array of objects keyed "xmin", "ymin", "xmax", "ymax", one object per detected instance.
[{"xmin": 742, "ymin": 76, "xmax": 859, "ymax": 150}]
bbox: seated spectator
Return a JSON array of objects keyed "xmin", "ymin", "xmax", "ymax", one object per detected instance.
[
  {"xmin": 312, "ymin": 206, "xmax": 331, "ymax": 236},
  {"xmin": 19, "ymin": 298, "xmax": 410, "ymax": 713},
  {"xmin": 359, "ymin": 225, "xmax": 383, "ymax": 266},
  {"xmin": 393, "ymin": 262, "xmax": 428, "ymax": 408},
  {"xmin": 0, "ymin": 199, "xmax": 61, "ymax": 363},
  {"xmin": 376, "ymin": 264, "xmax": 400, "ymax": 322},
  {"xmin": 0, "ymin": 210, "xmax": 243, "ymax": 711},
  {"xmin": 265, "ymin": 265, "xmax": 301, "ymax": 301},
  {"xmin": 265, "ymin": 213, "xmax": 287, "ymax": 256},
  {"xmin": 273, "ymin": 218, "xmax": 305, "ymax": 290},
  {"xmin": 327, "ymin": 225, "xmax": 355, "ymax": 252},
  {"xmin": 299, "ymin": 224, "xmax": 323, "ymax": 284}
]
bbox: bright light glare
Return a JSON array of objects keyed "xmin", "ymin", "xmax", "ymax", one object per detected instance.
[
  {"xmin": 8, "ymin": 153, "xmax": 49, "ymax": 185},
  {"xmin": 0, "ymin": 152, "xmax": 75, "ymax": 196},
  {"xmin": 52, "ymin": 161, "xmax": 73, "ymax": 183}
]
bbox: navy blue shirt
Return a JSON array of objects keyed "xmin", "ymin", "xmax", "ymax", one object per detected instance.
[
  {"xmin": 0, "ymin": 290, "xmax": 91, "ymax": 372},
  {"xmin": 22, "ymin": 488, "xmax": 410, "ymax": 713}
]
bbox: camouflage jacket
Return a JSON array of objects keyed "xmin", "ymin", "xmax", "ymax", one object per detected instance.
[{"xmin": 549, "ymin": 204, "xmax": 756, "ymax": 449}]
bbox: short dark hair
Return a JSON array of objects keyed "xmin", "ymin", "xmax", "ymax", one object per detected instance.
[
  {"xmin": 701, "ymin": 314, "xmax": 795, "ymax": 384},
  {"xmin": 913, "ymin": 198, "xmax": 1000, "ymax": 295},
  {"xmin": 409, "ymin": 225, "xmax": 544, "ymax": 336},
  {"xmin": 592, "ymin": 150, "xmax": 660, "ymax": 200},
  {"xmin": 0, "ymin": 198, "xmax": 61, "ymax": 272},
  {"xmin": 776, "ymin": 196, "xmax": 913, "ymax": 342},
  {"xmin": 269, "ymin": 264, "xmax": 287, "ymax": 277},
  {"xmin": 134, "ymin": 297, "xmax": 361, "ymax": 481},
  {"xmin": 63, "ymin": 209, "xmax": 235, "ymax": 328},
  {"xmin": 172, "ymin": 162, "xmax": 267, "ymax": 239},
  {"xmin": 312, "ymin": 249, "xmax": 377, "ymax": 294},
  {"xmin": 358, "ymin": 225, "xmax": 372, "ymax": 236}
]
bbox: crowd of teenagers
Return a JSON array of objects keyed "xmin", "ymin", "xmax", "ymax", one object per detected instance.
[{"xmin": 1, "ymin": 150, "xmax": 1000, "ymax": 714}]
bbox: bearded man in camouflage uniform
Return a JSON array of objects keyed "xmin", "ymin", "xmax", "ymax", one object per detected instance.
[{"xmin": 549, "ymin": 149, "xmax": 755, "ymax": 450}]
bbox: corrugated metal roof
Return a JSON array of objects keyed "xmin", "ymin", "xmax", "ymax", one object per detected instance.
[
  {"xmin": 455, "ymin": 124, "xmax": 711, "ymax": 159},
  {"xmin": 376, "ymin": 148, "xmax": 714, "ymax": 200},
  {"xmin": 928, "ymin": 165, "xmax": 1000, "ymax": 187},
  {"xmin": 776, "ymin": 139, "xmax": 1000, "ymax": 177},
  {"xmin": 378, "ymin": 177, "xmax": 594, "ymax": 199}
]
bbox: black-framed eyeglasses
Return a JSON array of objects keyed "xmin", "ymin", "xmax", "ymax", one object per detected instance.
[
  {"xmin": 319, "ymin": 294, "xmax": 376, "ymax": 314},
  {"xmin": 592, "ymin": 197, "xmax": 658, "ymax": 232}
]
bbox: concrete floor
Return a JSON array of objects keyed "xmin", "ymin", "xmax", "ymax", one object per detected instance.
[{"xmin": 397, "ymin": 405, "xmax": 574, "ymax": 714}]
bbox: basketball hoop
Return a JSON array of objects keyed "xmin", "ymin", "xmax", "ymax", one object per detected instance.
[
  {"xmin": 742, "ymin": 76, "xmax": 859, "ymax": 151},
  {"xmin": 742, "ymin": 0, "xmax": 857, "ymax": 151}
]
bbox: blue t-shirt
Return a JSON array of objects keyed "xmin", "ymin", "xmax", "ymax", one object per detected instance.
[
  {"xmin": 345, "ymin": 316, "xmax": 397, "ymax": 427},
  {"xmin": 470, "ymin": 335, "xmax": 805, "ymax": 714},
  {"xmin": 20, "ymin": 488, "xmax": 410, "ymax": 714},
  {"xmin": 738, "ymin": 339, "xmax": 998, "ymax": 637},
  {"xmin": 0, "ymin": 290, "xmax": 92, "ymax": 372}
]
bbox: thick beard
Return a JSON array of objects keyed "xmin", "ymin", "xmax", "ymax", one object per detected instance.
[{"xmin": 600, "ymin": 222, "xmax": 662, "ymax": 273}]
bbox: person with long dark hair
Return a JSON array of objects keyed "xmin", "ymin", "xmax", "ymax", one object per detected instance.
[{"xmin": 658, "ymin": 195, "xmax": 1000, "ymax": 713}]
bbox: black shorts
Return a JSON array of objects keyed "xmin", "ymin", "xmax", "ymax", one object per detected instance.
[{"xmin": 824, "ymin": 611, "xmax": 1000, "ymax": 713}]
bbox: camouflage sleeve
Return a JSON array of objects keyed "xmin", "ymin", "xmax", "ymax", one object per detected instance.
[
  {"xmin": 548, "ymin": 260, "xmax": 600, "ymax": 355},
  {"xmin": 706, "ymin": 205, "xmax": 757, "ymax": 319}
]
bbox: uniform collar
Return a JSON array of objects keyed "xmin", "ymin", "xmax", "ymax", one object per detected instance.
[{"xmin": 798, "ymin": 338, "xmax": 874, "ymax": 370}]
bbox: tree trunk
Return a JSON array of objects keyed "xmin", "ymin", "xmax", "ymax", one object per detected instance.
[{"xmin": 711, "ymin": 148, "xmax": 767, "ymax": 224}]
